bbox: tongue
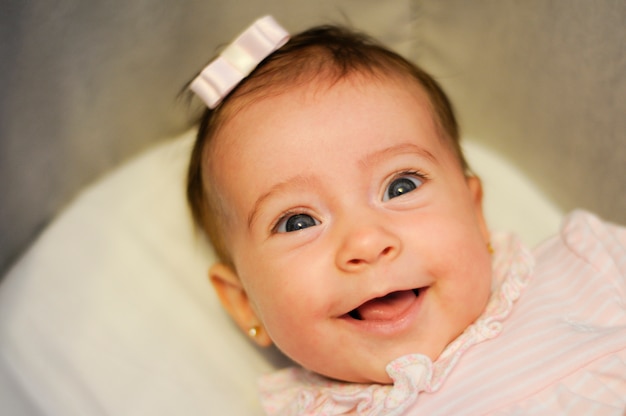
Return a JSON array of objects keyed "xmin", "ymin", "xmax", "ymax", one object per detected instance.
[{"xmin": 355, "ymin": 290, "xmax": 416, "ymax": 321}]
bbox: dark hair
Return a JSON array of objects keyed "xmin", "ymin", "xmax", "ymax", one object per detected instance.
[{"xmin": 187, "ymin": 24, "xmax": 468, "ymax": 265}]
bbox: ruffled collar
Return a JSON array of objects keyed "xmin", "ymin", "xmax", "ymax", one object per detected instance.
[{"xmin": 259, "ymin": 233, "xmax": 534, "ymax": 415}]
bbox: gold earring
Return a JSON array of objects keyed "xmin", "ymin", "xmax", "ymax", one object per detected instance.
[
  {"xmin": 248, "ymin": 325, "xmax": 261, "ymax": 338},
  {"xmin": 487, "ymin": 242, "xmax": 494, "ymax": 254}
]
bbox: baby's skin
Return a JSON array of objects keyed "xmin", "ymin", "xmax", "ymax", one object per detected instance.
[{"xmin": 209, "ymin": 72, "xmax": 493, "ymax": 384}]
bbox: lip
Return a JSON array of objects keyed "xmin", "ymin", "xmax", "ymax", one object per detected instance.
[{"xmin": 339, "ymin": 287, "xmax": 427, "ymax": 336}]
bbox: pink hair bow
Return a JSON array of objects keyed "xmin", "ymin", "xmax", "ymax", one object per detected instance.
[{"xmin": 190, "ymin": 15, "xmax": 290, "ymax": 108}]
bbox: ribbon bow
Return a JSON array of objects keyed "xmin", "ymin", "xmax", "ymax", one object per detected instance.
[{"xmin": 190, "ymin": 15, "xmax": 290, "ymax": 108}]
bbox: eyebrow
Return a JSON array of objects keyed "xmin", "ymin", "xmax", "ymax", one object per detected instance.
[
  {"xmin": 246, "ymin": 143, "xmax": 438, "ymax": 230},
  {"xmin": 358, "ymin": 142, "xmax": 438, "ymax": 170},
  {"xmin": 247, "ymin": 174, "xmax": 317, "ymax": 229}
]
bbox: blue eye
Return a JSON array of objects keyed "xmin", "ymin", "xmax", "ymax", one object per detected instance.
[
  {"xmin": 384, "ymin": 175, "xmax": 423, "ymax": 201},
  {"xmin": 276, "ymin": 213, "xmax": 320, "ymax": 233}
]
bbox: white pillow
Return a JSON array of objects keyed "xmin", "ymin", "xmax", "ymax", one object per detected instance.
[{"xmin": 0, "ymin": 129, "xmax": 562, "ymax": 415}]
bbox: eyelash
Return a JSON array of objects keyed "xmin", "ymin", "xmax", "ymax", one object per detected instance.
[
  {"xmin": 388, "ymin": 169, "xmax": 430, "ymax": 187},
  {"xmin": 271, "ymin": 208, "xmax": 313, "ymax": 234}
]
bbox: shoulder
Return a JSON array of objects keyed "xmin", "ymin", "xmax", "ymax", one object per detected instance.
[
  {"xmin": 535, "ymin": 210, "xmax": 626, "ymax": 277},
  {"xmin": 560, "ymin": 210, "xmax": 626, "ymax": 249}
]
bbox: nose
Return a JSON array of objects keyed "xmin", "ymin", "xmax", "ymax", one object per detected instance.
[{"xmin": 335, "ymin": 216, "xmax": 401, "ymax": 272}]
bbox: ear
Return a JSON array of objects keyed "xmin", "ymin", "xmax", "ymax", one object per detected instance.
[
  {"xmin": 209, "ymin": 263, "xmax": 272, "ymax": 347},
  {"xmin": 466, "ymin": 176, "xmax": 490, "ymax": 243}
]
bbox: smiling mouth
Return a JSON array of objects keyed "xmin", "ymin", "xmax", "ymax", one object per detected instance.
[{"xmin": 347, "ymin": 289, "xmax": 421, "ymax": 321}]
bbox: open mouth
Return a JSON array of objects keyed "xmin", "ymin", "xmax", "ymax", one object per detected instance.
[{"xmin": 347, "ymin": 289, "xmax": 421, "ymax": 321}]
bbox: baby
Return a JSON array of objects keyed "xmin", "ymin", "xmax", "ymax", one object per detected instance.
[{"xmin": 187, "ymin": 16, "xmax": 626, "ymax": 415}]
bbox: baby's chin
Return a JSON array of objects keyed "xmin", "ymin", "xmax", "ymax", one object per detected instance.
[
  {"xmin": 320, "ymin": 368, "xmax": 393, "ymax": 385},
  {"xmin": 313, "ymin": 342, "xmax": 451, "ymax": 385},
  {"xmin": 308, "ymin": 357, "xmax": 399, "ymax": 385}
]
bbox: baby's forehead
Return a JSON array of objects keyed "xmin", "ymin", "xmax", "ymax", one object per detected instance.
[
  {"xmin": 206, "ymin": 72, "xmax": 445, "ymax": 172},
  {"xmin": 212, "ymin": 74, "xmax": 445, "ymax": 166},
  {"xmin": 219, "ymin": 69, "xmax": 434, "ymax": 128}
]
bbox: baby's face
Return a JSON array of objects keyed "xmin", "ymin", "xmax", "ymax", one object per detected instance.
[{"xmin": 209, "ymin": 74, "xmax": 493, "ymax": 383}]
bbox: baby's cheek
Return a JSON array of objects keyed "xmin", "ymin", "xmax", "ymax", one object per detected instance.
[
  {"xmin": 255, "ymin": 285, "xmax": 304, "ymax": 331},
  {"xmin": 260, "ymin": 309, "xmax": 309, "ymax": 361},
  {"xmin": 261, "ymin": 286, "xmax": 323, "ymax": 342}
]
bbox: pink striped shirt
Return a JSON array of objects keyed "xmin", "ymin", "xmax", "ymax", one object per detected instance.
[{"xmin": 259, "ymin": 211, "xmax": 626, "ymax": 415}]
